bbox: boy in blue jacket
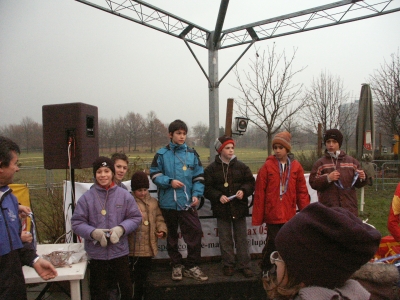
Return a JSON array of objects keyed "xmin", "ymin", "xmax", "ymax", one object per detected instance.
[{"xmin": 150, "ymin": 119, "xmax": 208, "ymax": 281}]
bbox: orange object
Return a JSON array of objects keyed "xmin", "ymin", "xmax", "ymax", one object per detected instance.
[{"xmin": 374, "ymin": 235, "xmax": 400, "ymax": 263}]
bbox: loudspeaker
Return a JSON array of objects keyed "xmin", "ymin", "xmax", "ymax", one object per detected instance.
[{"xmin": 42, "ymin": 102, "xmax": 99, "ymax": 169}]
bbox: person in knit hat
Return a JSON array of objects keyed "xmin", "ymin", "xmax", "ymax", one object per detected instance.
[
  {"xmin": 309, "ymin": 129, "xmax": 367, "ymax": 216},
  {"xmin": 252, "ymin": 131, "xmax": 310, "ymax": 273},
  {"xmin": 214, "ymin": 135, "xmax": 235, "ymax": 154},
  {"xmin": 205, "ymin": 135, "xmax": 255, "ymax": 277},
  {"xmin": 128, "ymin": 171, "xmax": 167, "ymax": 300},
  {"xmin": 72, "ymin": 156, "xmax": 142, "ymax": 300},
  {"xmin": 271, "ymin": 131, "xmax": 291, "ymax": 152},
  {"xmin": 262, "ymin": 202, "xmax": 382, "ymax": 299}
]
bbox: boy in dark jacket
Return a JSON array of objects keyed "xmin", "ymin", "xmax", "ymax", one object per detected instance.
[
  {"xmin": 204, "ymin": 136, "xmax": 255, "ymax": 277},
  {"xmin": 309, "ymin": 129, "xmax": 366, "ymax": 216}
]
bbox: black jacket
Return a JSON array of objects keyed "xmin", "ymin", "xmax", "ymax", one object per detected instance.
[{"xmin": 204, "ymin": 155, "xmax": 255, "ymax": 221}]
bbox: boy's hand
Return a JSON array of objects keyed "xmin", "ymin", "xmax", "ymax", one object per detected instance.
[
  {"xmin": 191, "ymin": 197, "xmax": 199, "ymax": 206},
  {"xmin": 18, "ymin": 205, "xmax": 31, "ymax": 217},
  {"xmin": 33, "ymin": 258, "xmax": 58, "ymax": 281},
  {"xmin": 21, "ymin": 230, "xmax": 33, "ymax": 243},
  {"xmin": 236, "ymin": 190, "xmax": 244, "ymax": 200},
  {"xmin": 328, "ymin": 170, "xmax": 340, "ymax": 182},
  {"xmin": 357, "ymin": 169, "xmax": 366, "ymax": 180},
  {"xmin": 155, "ymin": 231, "xmax": 165, "ymax": 238},
  {"xmin": 171, "ymin": 180, "xmax": 184, "ymax": 189}
]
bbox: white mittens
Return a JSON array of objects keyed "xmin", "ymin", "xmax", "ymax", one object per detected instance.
[{"xmin": 110, "ymin": 226, "xmax": 124, "ymax": 244}]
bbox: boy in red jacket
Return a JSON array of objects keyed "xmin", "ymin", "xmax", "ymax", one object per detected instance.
[{"xmin": 252, "ymin": 131, "xmax": 310, "ymax": 273}]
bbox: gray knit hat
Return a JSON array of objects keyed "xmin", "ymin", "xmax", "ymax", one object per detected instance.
[{"xmin": 214, "ymin": 135, "xmax": 235, "ymax": 154}]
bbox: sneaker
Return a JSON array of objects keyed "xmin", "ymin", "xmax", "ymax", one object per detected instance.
[
  {"xmin": 172, "ymin": 264, "xmax": 184, "ymax": 281},
  {"xmin": 183, "ymin": 266, "xmax": 208, "ymax": 281},
  {"xmin": 223, "ymin": 266, "xmax": 235, "ymax": 276},
  {"xmin": 241, "ymin": 268, "xmax": 254, "ymax": 278}
]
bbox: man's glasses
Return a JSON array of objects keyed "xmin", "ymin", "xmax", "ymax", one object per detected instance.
[
  {"xmin": 270, "ymin": 251, "xmax": 284, "ymax": 264},
  {"xmin": 262, "ymin": 251, "xmax": 286, "ymax": 291}
]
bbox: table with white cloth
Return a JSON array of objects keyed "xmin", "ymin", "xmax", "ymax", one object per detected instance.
[{"xmin": 23, "ymin": 243, "xmax": 88, "ymax": 300}]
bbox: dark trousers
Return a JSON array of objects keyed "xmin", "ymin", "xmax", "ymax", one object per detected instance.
[
  {"xmin": 261, "ymin": 223, "xmax": 284, "ymax": 271},
  {"xmin": 0, "ymin": 250, "xmax": 27, "ymax": 300},
  {"xmin": 161, "ymin": 208, "xmax": 203, "ymax": 268},
  {"xmin": 89, "ymin": 255, "xmax": 133, "ymax": 300},
  {"xmin": 130, "ymin": 256, "xmax": 152, "ymax": 300},
  {"xmin": 217, "ymin": 217, "xmax": 251, "ymax": 269}
]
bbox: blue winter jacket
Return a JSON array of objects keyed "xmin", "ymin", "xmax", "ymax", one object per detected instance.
[
  {"xmin": 150, "ymin": 142, "xmax": 205, "ymax": 210},
  {"xmin": 0, "ymin": 186, "xmax": 24, "ymax": 256},
  {"xmin": 71, "ymin": 184, "xmax": 142, "ymax": 260}
]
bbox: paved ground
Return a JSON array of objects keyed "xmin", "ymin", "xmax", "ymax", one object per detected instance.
[{"xmin": 27, "ymin": 281, "xmax": 71, "ymax": 300}]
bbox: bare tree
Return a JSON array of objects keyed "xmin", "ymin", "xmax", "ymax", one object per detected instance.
[
  {"xmin": 191, "ymin": 122, "xmax": 208, "ymax": 147},
  {"xmin": 125, "ymin": 112, "xmax": 145, "ymax": 152},
  {"xmin": 304, "ymin": 70, "xmax": 350, "ymax": 134},
  {"xmin": 369, "ymin": 50, "xmax": 400, "ymax": 139},
  {"xmin": 339, "ymin": 100, "xmax": 358, "ymax": 153},
  {"xmin": 145, "ymin": 111, "xmax": 168, "ymax": 152},
  {"xmin": 233, "ymin": 45, "xmax": 306, "ymax": 155},
  {"xmin": 109, "ymin": 117, "xmax": 126, "ymax": 152},
  {"xmin": 20, "ymin": 117, "xmax": 37, "ymax": 153},
  {"xmin": 99, "ymin": 118, "xmax": 112, "ymax": 151}
]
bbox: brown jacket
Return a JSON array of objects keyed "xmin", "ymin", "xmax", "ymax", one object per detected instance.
[
  {"xmin": 128, "ymin": 194, "xmax": 167, "ymax": 257},
  {"xmin": 309, "ymin": 150, "xmax": 366, "ymax": 216}
]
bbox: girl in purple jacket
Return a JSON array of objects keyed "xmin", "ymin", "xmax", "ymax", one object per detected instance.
[{"xmin": 72, "ymin": 156, "xmax": 141, "ymax": 300}]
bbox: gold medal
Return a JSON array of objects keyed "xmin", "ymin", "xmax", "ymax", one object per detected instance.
[
  {"xmin": 224, "ymin": 182, "xmax": 229, "ymax": 187},
  {"xmin": 183, "ymin": 165, "xmax": 187, "ymax": 171},
  {"xmin": 143, "ymin": 220, "xmax": 149, "ymax": 226},
  {"xmin": 101, "ymin": 209, "xmax": 106, "ymax": 216}
]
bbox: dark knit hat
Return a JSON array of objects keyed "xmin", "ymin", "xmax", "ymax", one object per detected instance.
[
  {"xmin": 324, "ymin": 129, "xmax": 343, "ymax": 147},
  {"xmin": 92, "ymin": 156, "xmax": 115, "ymax": 176},
  {"xmin": 214, "ymin": 135, "xmax": 235, "ymax": 154},
  {"xmin": 272, "ymin": 131, "xmax": 291, "ymax": 151},
  {"xmin": 275, "ymin": 202, "xmax": 381, "ymax": 289},
  {"xmin": 131, "ymin": 171, "xmax": 149, "ymax": 191}
]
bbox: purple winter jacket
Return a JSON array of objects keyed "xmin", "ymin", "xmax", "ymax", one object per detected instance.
[{"xmin": 71, "ymin": 184, "xmax": 142, "ymax": 260}]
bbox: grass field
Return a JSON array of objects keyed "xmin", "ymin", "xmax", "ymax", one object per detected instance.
[{"xmin": 14, "ymin": 148, "xmax": 398, "ymax": 241}]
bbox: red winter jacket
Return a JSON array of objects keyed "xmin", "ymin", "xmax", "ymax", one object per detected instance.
[
  {"xmin": 388, "ymin": 183, "xmax": 400, "ymax": 241},
  {"xmin": 252, "ymin": 155, "xmax": 310, "ymax": 226}
]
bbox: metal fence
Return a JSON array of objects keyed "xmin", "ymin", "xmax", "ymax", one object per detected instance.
[
  {"xmin": 373, "ymin": 160, "xmax": 400, "ymax": 190},
  {"xmin": 14, "ymin": 159, "xmax": 400, "ymax": 191}
]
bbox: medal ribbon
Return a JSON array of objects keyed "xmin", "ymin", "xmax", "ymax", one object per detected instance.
[
  {"xmin": 174, "ymin": 149, "xmax": 188, "ymax": 170},
  {"xmin": 334, "ymin": 172, "xmax": 359, "ymax": 190},
  {"xmin": 173, "ymin": 185, "xmax": 192, "ymax": 211},
  {"xmin": 279, "ymin": 157, "xmax": 291, "ymax": 199}
]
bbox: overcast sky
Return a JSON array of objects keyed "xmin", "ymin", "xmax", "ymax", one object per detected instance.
[{"xmin": 1, "ymin": 0, "xmax": 400, "ymax": 131}]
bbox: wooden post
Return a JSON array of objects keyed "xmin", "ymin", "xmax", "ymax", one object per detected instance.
[{"xmin": 225, "ymin": 98, "xmax": 234, "ymax": 137}]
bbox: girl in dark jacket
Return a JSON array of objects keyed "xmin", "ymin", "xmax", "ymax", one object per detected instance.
[{"xmin": 204, "ymin": 136, "xmax": 255, "ymax": 277}]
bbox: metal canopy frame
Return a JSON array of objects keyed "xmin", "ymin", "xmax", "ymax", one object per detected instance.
[{"xmin": 74, "ymin": 0, "xmax": 400, "ymax": 159}]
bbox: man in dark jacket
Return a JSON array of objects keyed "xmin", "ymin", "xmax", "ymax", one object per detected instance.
[
  {"xmin": 0, "ymin": 136, "xmax": 57, "ymax": 299},
  {"xmin": 309, "ymin": 129, "xmax": 367, "ymax": 216},
  {"xmin": 204, "ymin": 136, "xmax": 255, "ymax": 277}
]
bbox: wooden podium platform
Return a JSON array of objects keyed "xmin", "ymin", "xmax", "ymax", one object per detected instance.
[{"xmin": 145, "ymin": 259, "xmax": 267, "ymax": 300}]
